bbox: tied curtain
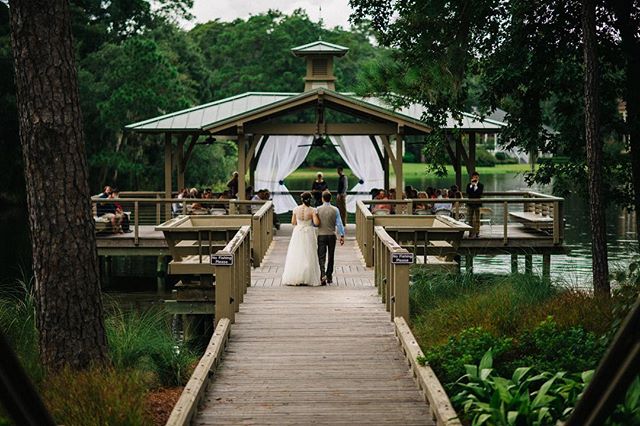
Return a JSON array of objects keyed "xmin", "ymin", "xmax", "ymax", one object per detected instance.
[
  {"xmin": 254, "ymin": 136, "xmax": 312, "ymax": 214},
  {"xmin": 333, "ymin": 135, "xmax": 384, "ymax": 213}
]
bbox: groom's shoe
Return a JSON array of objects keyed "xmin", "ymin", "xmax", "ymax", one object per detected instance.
[
  {"xmin": 321, "ymin": 275, "xmax": 327, "ymax": 286},
  {"xmin": 326, "ymin": 275, "xmax": 333, "ymax": 284}
]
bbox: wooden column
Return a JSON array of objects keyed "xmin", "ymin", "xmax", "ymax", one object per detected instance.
[
  {"xmin": 249, "ymin": 135, "xmax": 257, "ymax": 189},
  {"xmin": 465, "ymin": 256, "xmax": 474, "ymax": 274},
  {"xmin": 177, "ymin": 136, "xmax": 185, "ymax": 191},
  {"xmin": 511, "ymin": 255, "xmax": 518, "ymax": 273},
  {"xmin": 468, "ymin": 132, "xmax": 477, "ymax": 175},
  {"xmin": 525, "ymin": 255, "xmax": 533, "ymax": 274},
  {"xmin": 395, "ymin": 133, "xmax": 403, "ymax": 199},
  {"xmin": 164, "ymin": 132, "xmax": 172, "ymax": 220},
  {"xmin": 383, "ymin": 150, "xmax": 390, "ymax": 192},
  {"xmin": 237, "ymin": 131, "xmax": 246, "ymax": 200},
  {"xmin": 542, "ymin": 254, "xmax": 551, "ymax": 281},
  {"xmin": 455, "ymin": 134, "xmax": 463, "ymax": 189}
]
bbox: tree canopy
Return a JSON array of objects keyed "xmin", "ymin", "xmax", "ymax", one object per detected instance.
[{"xmin": 0, "ymin": 4, "xmax": 384, "ymax": 197}]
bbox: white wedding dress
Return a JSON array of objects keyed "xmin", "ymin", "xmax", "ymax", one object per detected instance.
[{"xmin": 281, "ymin": 205, "xmax": 321, "ymax": 286}]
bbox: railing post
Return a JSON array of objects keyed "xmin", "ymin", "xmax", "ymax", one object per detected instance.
[
  {"xmin": 228, "ymin": 201, "xmax": 237, "ymax": 215},
  {"xmin": 503, "ymin": 201, "xmax": 509, "ymax": 245},
  {"xmin": 156, "ymin": 194, "xmax": 161, "ymax": 224},
  {"xmin": 365, "ymin": 215, "xmax": 374, "ymax": 267},
  {"xmin": 553, "ymin": 201, "xmax": 563, "ymax": 244},
  {"xmin": 252, "ymin": 213, "xmax": 262, "ymax": 267},
  {"xmin": 134, "ymin": 201, "xmax": 139, "ymax": 245},
  {"xmin": 393, "ymin": 257, "xmax": 410, "ymax": 322},
  {"xmin": 214, "ymin": 253, "xmax": 235, "ymax": 326}
]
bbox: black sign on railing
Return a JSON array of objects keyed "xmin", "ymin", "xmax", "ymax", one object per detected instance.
[
  {"xmin": 391, "ymin": 252, "xmax": 414, "ymax": 264},
  {"xmin": 211, "ymin": 254, "xmax": 234, "ymax": 266}
]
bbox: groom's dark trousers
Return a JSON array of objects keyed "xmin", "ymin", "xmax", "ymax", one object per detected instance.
[{"xmin": 318, "ymin": 235, "xmax": 337, "ymax": 279}]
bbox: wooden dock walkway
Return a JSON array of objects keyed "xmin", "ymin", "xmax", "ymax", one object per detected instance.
[{"xmin": 193, "ymin": 228, "xmax": 434, "ymax": 425}]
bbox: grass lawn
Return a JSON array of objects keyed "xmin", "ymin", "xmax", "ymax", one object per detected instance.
[{"xmin": 288, "ymin": 163, "xmax": 534, "ymax": 181}]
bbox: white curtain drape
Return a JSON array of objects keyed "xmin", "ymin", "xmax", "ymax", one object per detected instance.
[
  {"xmin": 333, "ymin": 135, "xmax": 384, "ymax": 213},
  {"xmin": 255, "ymin": 135, "xmax": 312, "ymax": 214}
]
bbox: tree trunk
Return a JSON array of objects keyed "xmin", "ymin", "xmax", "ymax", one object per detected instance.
[
  {"xmin": 612, "ymin": 0, "xmax": 640, "ymax": 247},
  {"xmin": 9, "ymin": 0, "xmax": 108, "ymax": 369},
  {"xmin": 582, "ymin": 0, "xmax": 610, "ymax": 296}
]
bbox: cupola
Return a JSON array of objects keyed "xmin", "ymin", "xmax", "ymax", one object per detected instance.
[{"xmin": 291, "ymin": 41, "xmax": 349, "ymax": 91}]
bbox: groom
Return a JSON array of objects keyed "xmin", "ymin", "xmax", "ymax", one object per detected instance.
[{"xmin": 317, "ymin": 191, "xmax": 345, "ymax": 285}]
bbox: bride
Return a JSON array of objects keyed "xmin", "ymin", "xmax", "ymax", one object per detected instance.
[{"xmin": 281, "ymin": 192, "xmax": 322, "ymax": 286}]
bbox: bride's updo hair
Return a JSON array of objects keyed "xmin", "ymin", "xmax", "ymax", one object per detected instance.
[{"xmin": 301, "ymin": 191, "xmax": 312, "ymax": 207}]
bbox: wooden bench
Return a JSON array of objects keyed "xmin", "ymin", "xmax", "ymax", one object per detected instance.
[{"xmin": 509, "ymin": 211, "xmax": 554, "ymax": 231}]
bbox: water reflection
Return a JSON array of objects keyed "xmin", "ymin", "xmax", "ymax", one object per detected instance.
[{"xmin": 286, "ymin": 171, "xmax": 638, "ymax": 285}]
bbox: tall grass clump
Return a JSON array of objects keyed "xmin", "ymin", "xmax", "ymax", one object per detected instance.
[
  {"xmin": 42, "ymin": 367, "xmax": 151, "ymax": 426},
  {"xmin": 410, "ymin": 270, "xmax": 556, "ymax": 347},
  {"xmin": 0, "ymin": 277, "xmax": 42, "ymax": 382},
  {"xmin": 105, "ymin": 306, "xmax": 197, "ymax": 387}
]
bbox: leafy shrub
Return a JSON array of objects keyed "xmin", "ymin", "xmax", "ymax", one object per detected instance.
[
  {"xmin": 495, "ymin": 151, "xmax": 519, "ymax": 164},
  {"xmin": 606, "ymin": 376, "xmax": 640, "ymax": 426},
  {"xmin": 505, "ymin": 317, "xmax": 606, "ymax": 375},
  {"xmin": 43, "ymin": 367, "xmax": 151, "ymax": 426},
  {"xmin": 475, "ymin": 147, "xmax": 496, "ymax": 167},
  {"xmin": 421, "ymin": 327, "xmax": 513, "ymax": 388},
  {"xmin": 452, "ymin": 350, "xmax": 592, "ymax": 425},
  {"xmin": 410, "ymin": 271, "xmax": 555, "ymax": 346},
  {"xmin": 0, "ymin": 278, "xmax": 42, "ymax": 382},
  {"xmin": 106, "ymin": 307, "xmax": 197, "ymax": 387},
  {"xmin": 302, "ymin": 147, "xmax": 344, "ymax": 168},
  {"xmin": 403, "ymin": 150, "xmax": 418, "ymax": 163}
]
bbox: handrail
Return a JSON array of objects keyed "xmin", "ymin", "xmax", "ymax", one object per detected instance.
[
  {"xmin": 374, "ymin": 225, "xmax": 410, "ymax": 321},
  {"xmin": 214, "ymin": 225, "xmax": 251, "ymax": 325},
  {"xmin": 165, "ymin": 318, "xmax": 231, "ymax": 426},
  {"xmin": 395, "ymin": 318, "xmax": 462, "ymax": 426}
]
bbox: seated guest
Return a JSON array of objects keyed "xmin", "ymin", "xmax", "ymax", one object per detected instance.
[
  {"xmin": 102, "ymin": 190, "xmax": 123, "ymax": 233},
  {"xmin": 414, "ymin": 191, "xmax": 429, "ymax": 212},
  {"xmin": 111, "ymin": 188, "xmax": 131, "ymax": 232},
  {"xmin": 250, "ymin": 189, "xmax": 264, "ymax": 214},
  {"xmin": 97, "ymin": 185, "xmax": 112, "ymax": 216},
  {"xmin": 432, "ymin": 189, "xmax": 453, "ymax": 215},
  {"xmin": 173, "ymin": 188, "xmax": 189, "ymax": 215},
  {"xmin": 371, "ymin": 190, "xmax": 392, "ymax": 215}
]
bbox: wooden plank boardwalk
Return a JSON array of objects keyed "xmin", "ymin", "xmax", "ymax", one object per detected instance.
[{"xmin": 194, "ymin": 226, "xmax": 434, "ymax": 425}]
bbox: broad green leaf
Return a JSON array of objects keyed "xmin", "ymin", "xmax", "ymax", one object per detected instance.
[
  {"xmin": 479, "ymin": 350, "xmax": 493, "ymax": 371},
  {"xmin": 512, "ymin": 367, "xmax": 532, "ymax": 383},
  {"xmin": 465, "ymin": 364, "xmax": 479, "ymax": 379},
  {"xmin": 507, "ymin": 411, "xmax": 519, "ymax": 424},
  {"xmin": 476, "ymin": 413, "xmax": 491, "ymax": 425}
]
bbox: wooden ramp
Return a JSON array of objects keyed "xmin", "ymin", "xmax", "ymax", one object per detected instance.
[{"xmin": 194, "ymin": 226, "xmax": 434, "ymax": 425}]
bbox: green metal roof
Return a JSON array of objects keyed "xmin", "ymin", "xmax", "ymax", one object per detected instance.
[
  {"xmin": 291, "ymin": 40, "xmax": 349, "ymax": 56},
  {"xmin": 125, "ymin": 89, "xmax": 505, "ymax": 134}
]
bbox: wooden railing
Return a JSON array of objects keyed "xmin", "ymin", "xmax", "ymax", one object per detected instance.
[
  {"xmin": 165, "ymin": 318, "xmax": 231, "ymax": 426},
  {"xmin": 357, "ymin": 191, "xmax": 565, "ymax": 267},
  {"xmin": 94, "ymin": 195, "xmax": 273, "ymax": 267},
  {"xmin": 374, "ymin": 226, "xmax": 410, "ymax": 322},
  {"xmin": 156, "ymin": 221, "xmax": 251, "ymax": 324},
  {"xmin": 213, "ymin": 225, "xmax": 252, "ymax": 325}
]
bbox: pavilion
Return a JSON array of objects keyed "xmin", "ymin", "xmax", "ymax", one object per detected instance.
[{"xmin": 125, "ymin": 41, "xmax": 505, "ymax": 214}]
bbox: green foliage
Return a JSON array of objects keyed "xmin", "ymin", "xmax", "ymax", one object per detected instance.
[
  {"xmin": 505, "ymin": 317, "xmax": 606, "ymax": 375},
  {"xmin": 0, "ymin": 278, "xmax": 42, "ymax": 382},
  {"xmin": 302, "ymin": 146, "xmax": 345, "ymax": 168},
  {"xmin": 422, "ymin": 328, "xmax": 513, "ymax": 387},
  {"xmin": 475, "ymin": 147, "xmax": 496, "ymax": 167},
  {"xmin": 409, "ymin": 271, "xmax": 556, "ymax": 346},
  {"xmin": 606, "ymin": 376, "xmax": 640, "ymax": 426},
  {"xmin": 495, "ymin": 152, "xmax": 519, "ymax": 164},
  {"xmin": 452, "ymin": 350, "xmax": 592, "ymax": 425},
  {"xmin": 105, "ymin": 306, "xmax": 197, "ymax": 387},
  {"xmin": 43, "ymin": 367, "xmax": 151, "ymax": 426}
]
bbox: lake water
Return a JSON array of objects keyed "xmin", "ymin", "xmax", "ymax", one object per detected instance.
[
  {"xmin": 286, "ymin": 172, "xmax": 638, "ymax": 286},
  {"xmin": 0, "ymin": 172, "xmax": 637, "ymax": 291}
]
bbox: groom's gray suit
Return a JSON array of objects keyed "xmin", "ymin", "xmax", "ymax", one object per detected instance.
[{"xmin": 316, "ymin": 197, "xmax": 345, "ymax": 284}]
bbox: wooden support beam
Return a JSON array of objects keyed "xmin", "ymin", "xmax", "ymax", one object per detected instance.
[
  {"xmin": 542, "ymin": 254, "xmax": 551, "ymax": 281},
  {"xmin": 368, "ymin": 135, "xmax": 384, "ymax": 168},
  {"xmin": 245, "ymin": 134, "xmax": 261, "ymax": 172},
  {"xmin": 237, "ymin": 131, "xmax": 246, "ymax": 200},
  {"xmin": 395, "ymin": 132, "xmax": 404, "ymax": 199},
  {"xmin": 182, "ymin": 133, "xmax": 199, "ymax": 170},
  {"xmin": 525, "ymin": 254, "xmax": 533, "ymax": 274},
  {"xmin": 458, "ymin": 134, "xmax": 473, "ymax": 174},
  {"xmin": 164, "ymin": 132, "xmax": 172, "ymax": 220},
  {"xmin": 468, "ymin": 131, "xmax": 477, "ymax": 175},
  {"xmin": 511, "ymin": 255, "xmax": 518, "ymax": 273},
  {"xmin": 383, "ymin": 150, "xmax": 390, "ymax": 192},
  {"xmin": 455, "ymin": 133, "xmax": 463, "ymax": 189},
  {"xmin": 244, "ymin": 122, "xmax": 397, "ymax": 135},
  {"xmin": 176, "ymin": 134, "xmax": 187, "ymax": 191},
  {"xmin": 380, "ymin": 135, "xmax": 397, "ymax": 168}
]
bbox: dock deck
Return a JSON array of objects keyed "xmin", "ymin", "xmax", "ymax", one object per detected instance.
[{"xmin": 192, "ymin": 233, "xmax": 434, "ymax": 425}]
